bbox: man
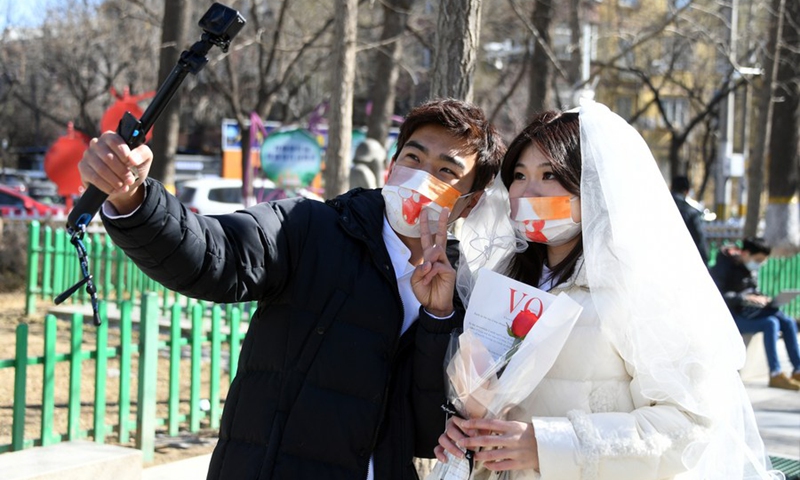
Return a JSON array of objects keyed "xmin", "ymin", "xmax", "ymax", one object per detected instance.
[
  {"xmin": 77, "ymin": 98, "xmax": 504, "ymax": 479},
  {"xmin": 670, "ymin": 175, "xmax": 708, "ymax": 264},
  {"xmin": 710, "ymin": 236, "xmax": 800, "ymax": 391}
]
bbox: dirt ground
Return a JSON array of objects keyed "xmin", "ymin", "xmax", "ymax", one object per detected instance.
[{"xmin": 0, "ymin": 291, "xmax": 221, "ymax": 466}]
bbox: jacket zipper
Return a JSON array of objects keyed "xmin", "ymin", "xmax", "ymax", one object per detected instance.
[
  {"xmin": 338, "ymin": 207, "xmax": 406, "ymax": 479},
  {"xmin": 365, "ymin": 276, "xmax": 404, "ymax": 480}
]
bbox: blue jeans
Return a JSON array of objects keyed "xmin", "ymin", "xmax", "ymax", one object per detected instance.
[{"xmin": 734, "ymin": 307, "xmax": 800, "ymax": 375}]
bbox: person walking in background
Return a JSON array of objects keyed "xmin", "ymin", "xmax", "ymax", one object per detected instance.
[
  {"xmin": 418, "ymin": 101, "xmax": 771, "ymax": 479},
  {"xmin": 76, "ymin": 97, "xmax": 505, "ymax": 479},
  {"xmin": 671, "ymin": 174, "xmax": 709, "ymax": 264},
  {"xmin": 710, "ymin": 236, "xmax": 800, "ymax": 391}
]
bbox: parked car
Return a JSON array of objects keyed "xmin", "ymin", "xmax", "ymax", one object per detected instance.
[
  {"xmin": 0, "ymin": 172, "xmax": 29, "ymax": 193},
  {"xmin": 0, "ymin": 184, "xmax": 66, "ymax": 217},
  {"xmin": 175, "ymin": 177, "xmax": 320, "ymax": 215},
  {"xmin": 27, "ymin": 179, "xmax": 64, "ymax": 205}
]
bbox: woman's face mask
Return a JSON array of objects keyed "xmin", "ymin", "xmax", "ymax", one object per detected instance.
[
  {"xmin": 510, "ymin": 195, "xmax": 582, "ymax": 246},
  {"xmin": 382, "ymin": 165, "xmax": 475, "ymax": 238}
]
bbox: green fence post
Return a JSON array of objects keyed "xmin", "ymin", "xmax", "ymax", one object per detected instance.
[
  {"xmin": 103, "ymin": 235, "xmax": 114, "ymax": 299},
  {"xmin": 90, "ymin": 232, "xmax": 102, "ymax": 297},
  {"xmin": 41, "ymin": 226, "xmax": 53, "ymax": 300},
  {"xmin": 168, "ymin": 303, "xmax": 182, "ymax": 437},
  {"xmin": 52, "ymin": 229, "xmax": 66, "ymax": 298},
  {"xmin": 94, "ymin": 302, "xmax": 108, "ymax": 443},
  {"xmin": 115, "ymin": 247, "xmax": 126, "ymax": 308},
  {"xmin": 210, "ymin": 305, "xmax": 222, "ymax": 429},
  {"xmin": 118, "ymin": 300, "xmax": 133, "ymax": 444},
  {"xmin": 25, "ymin": 221, "xmax": 40, "ymax": 315},
  {"xmin": 229, "ymin": 307, "xmax": 241, "ymax": 382},
  {"xmin": 190, "ymin": 303, "xmax": 202, "ymax": 432},
  {"xmin": 126, "ymin": 257, "xmax": 135, "ymax": 304},
  {"xmin": 136, "ymin": 292, "xmax": 159, "ymax": 462},
  {"xmin": 791, "ymin": 256, "xmax": 800, "ymax": 318},
  {"xmin": 12, "ymin": 324, "xmax": 28, "ymax": 451},
  {"xmin": 41, "ymin": 315, "xmax": 57, "ymax": 446},
  {"xmin": 68, "ymin": 313, "xmax": 83, "ymax": 440}
]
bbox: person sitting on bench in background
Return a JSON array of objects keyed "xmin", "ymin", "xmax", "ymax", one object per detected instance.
[{"xmin": 710, "ymin": 236, "xmax": 800, "ymax": 391}]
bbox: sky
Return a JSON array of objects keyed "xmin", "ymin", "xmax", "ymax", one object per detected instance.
[{"xmin": 0, "ymin": 0, "xmax": 59, "ymax": 28}]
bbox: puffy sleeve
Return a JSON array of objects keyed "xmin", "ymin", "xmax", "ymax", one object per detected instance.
[
  {"xmin": 532, "ymin": 367, "xmax": 706, "ymax": 480},
  {"xmin": 101, "ymin": 178, "xmax": 318, "ymax": 304}
]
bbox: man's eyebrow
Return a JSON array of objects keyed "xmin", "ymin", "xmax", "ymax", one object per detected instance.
[{"xmin": 405, "ymin": 140, "xmax": 467, "ymax": 170}]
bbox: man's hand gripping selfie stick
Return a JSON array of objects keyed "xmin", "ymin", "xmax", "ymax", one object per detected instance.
[{"xmin": 57, "ymin": 3, "xmax": 246, "ymax": 325}]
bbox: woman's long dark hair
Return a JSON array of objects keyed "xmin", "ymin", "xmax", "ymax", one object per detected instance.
[{"xmin": 501, "ymin": 110, "xmax": 583, "ymax": 288}]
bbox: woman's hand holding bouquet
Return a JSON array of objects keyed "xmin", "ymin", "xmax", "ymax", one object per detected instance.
[{"xmin": 426, "ymin": 269, "xmax": 583, "ymax": 480}]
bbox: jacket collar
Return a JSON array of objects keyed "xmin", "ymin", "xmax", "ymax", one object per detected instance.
[{"xmin": 326, "ymin": 187, "xmax": 393, "ymax": 264}]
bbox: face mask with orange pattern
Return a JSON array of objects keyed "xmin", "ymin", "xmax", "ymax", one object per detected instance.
[
  {"xmin": 382, "ymin": 165, "xmax": 477, "ymax": 238},
  {"xmin": 510, "ymin": 195, "xmax": 581, "ymax": 246}
]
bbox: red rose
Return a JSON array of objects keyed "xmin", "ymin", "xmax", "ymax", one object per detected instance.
[{"xmin": 508, "ymin": 310, "xmax": 539, "ymax": 339}]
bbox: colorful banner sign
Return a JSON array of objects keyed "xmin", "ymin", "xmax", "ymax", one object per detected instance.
[{"xmin": 260, "ymin": 129, "xmax": 323, "ymax": 187}]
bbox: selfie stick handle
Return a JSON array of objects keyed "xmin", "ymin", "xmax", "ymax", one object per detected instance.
[{"xmin": 66, "ymin": 37, "xmax": 218, "ymax": 231}]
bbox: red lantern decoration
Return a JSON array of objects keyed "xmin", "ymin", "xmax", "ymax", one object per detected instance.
[
  {"xmin": 99, "ymin": 87, "xmax": 155, "ymax": 138},
  {"xmin": 44, "ymin": 122, "xmax": 91, "ymax": 205}
]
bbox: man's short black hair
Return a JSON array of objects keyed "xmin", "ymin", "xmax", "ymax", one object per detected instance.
[
  {"xmin": 671, "ymin": 175, "xmax": 691, "ymax": 194},
  {"xmin": 742, "ymin": 236, "xmax": 772, "ymax": 256}
]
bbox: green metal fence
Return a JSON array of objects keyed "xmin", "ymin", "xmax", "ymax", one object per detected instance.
[
  {"xmin": 25, "ymin": 220, "xmax": 174, "ymax": 315},
  {"xmin": 759, "ymin": 254, "xmax": 800, "ymax": 319},
  {"xmin": 1, "ymin": 293, "xmax": 246, "ymax": 461},
  {"xmin": 24, "ymin": 220, "xmax": 255, "ymax": 319}
]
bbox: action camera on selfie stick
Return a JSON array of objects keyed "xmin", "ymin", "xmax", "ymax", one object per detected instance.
[{"xmin": 56, "ymin": 3, "xmax": 246, "ymax": 325}]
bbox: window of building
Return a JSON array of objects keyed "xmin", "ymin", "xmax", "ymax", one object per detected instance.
[
  {"xmin": 616, "ymin": 96, "xmax": 634, "ymax": 121},
  {"xmin": 661, "ymin": 97, "xmax": 690, "ymax": 128}
]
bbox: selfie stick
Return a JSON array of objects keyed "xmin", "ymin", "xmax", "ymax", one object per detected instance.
[{"xmin": 58, "ymin": 3, "xmax": 246, "ymax": 325}]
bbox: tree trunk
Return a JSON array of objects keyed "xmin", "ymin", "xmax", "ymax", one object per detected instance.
[
  {"xmin": 764, "ymin": 0, "xmax": 800, "ymax": 255},
  {"xmin": 745, "ymin": 0, "xmax": 784, "ymax": 238},
  {"xmin": 366, "ymin": 0, "xmax": 415, "ymax": 145},
  {"xmin": 429, "ymin": 0, "xmax": 482, "ymax": 101},
  {"xmin": 527, "ymin": 0, "xmax": 553, "ymax": 116},
  {"xmin": 324, "ymin": 0, "xmax": 358, "ymax": 198},
  {"xmin": 567, "ymin": 0, "xmax": 582, "ymax": 85},
  {"xmin": 148, "ymin": 0, "xmax": 191, "ymax": 190}
]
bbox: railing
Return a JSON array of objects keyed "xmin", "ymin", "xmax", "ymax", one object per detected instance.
[
  {"xmin": 759, "ymin": 254, "xmax": 800, "ymax": 319},
  {"xmin": 23, "ymin": 220, "xmax": 254, "ymax": 319},
  {"xmin": 25, "ymin": 220, "xmax": 180, "ymax": 316},
  {"xmin": 0, "ymin": 293, "xmax": 246, "ymax": 461}
]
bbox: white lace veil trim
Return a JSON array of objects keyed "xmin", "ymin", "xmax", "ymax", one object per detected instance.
[
  {"xmin": 579, "ymin": 100, "xmax": 772, "ymax": 479},
  {"xmin": 456, "ymin": 175, "xmax": 527, "ymax": 307},
  {"xmin": 456, "ymin": 100, "xmax": 774, "ymax": 479}
]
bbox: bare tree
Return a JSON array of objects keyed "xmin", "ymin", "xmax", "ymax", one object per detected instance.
[
  {"xmin": 763, "ymin": 0, "xmax": 800, "ymax": 254},
  {"xmin": 527, "ymin": 0, "xmax": 554, "ymax": 115},
  {"xmin": 0, "ymin": 0, "xmax": 160, "ymax": 141},
  {"xmin": 148, "ymin": 0, "xmax": 191, "ymax": 188},
  {"xmin": 324, "ymin": 0, "xmax": 359, "ymax": 198},
  {"xmin": 201, "ymin": 0, "xmax": 359, "ymax": 202},
  {"xmin": 429, "ymin": 0, "xmax": 482, "ymax": 101},
  {"xmin": 366, "ymin": 0, "xmax": 414, "ymax": 145}
]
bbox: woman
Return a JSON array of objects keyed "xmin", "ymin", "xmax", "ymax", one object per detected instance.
[{"xmin": 423, "ymin": 101, "xmax": 773, "ymax": 479}]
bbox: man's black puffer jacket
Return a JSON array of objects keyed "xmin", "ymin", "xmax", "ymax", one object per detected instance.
[{"xmin": 101, "ymin": 179, "xmax": 461, "ymax": 479}]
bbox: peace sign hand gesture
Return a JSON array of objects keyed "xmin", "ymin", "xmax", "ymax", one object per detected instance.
[{"xmin": 411, "ymin": 207, "xmax": 456, "ymax": 317}]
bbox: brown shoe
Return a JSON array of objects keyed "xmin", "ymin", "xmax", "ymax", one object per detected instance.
[
  {"xmin": 769, "ymin": 373, "xmax": 800, "ymax": 391},
  {"xmin": 793, "ymin": 371, "xmax": 800, "ymax": 383}
]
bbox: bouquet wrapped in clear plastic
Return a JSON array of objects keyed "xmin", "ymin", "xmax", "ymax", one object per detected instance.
[{"xmin": 426, "ymin": 269, "xmax": 583, "ymax": 480}]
